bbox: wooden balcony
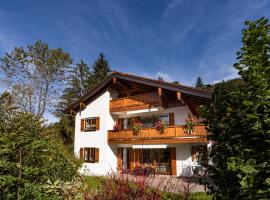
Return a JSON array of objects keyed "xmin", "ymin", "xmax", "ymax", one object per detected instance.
[
  {"xmin": 108, "ymin": 125, "xmax": 207, "ymax": 144},
  {"xmin": 110, "ymin": 92, "xmax": 163, "ymax": 113}
]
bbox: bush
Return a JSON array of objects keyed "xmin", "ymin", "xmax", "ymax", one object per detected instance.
[{"xmin": 0, "ymin": 94, "xmax": 82, "ymax": 199}]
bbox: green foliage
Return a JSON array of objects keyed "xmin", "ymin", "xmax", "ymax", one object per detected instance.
[
  {"xmin": 0, "ymin": 40, "xmax": 72, "ymax": 117},
  {"xmin": 201, "ymin": 18, "xmax": 270, "ymax": 199},
  {"xmin": 0, "ymin": 93, "xmax": 81, "ymax": 199},
  {"xmin": 91, "ymin": 53, "xmax": 111, "ymax": 85}
]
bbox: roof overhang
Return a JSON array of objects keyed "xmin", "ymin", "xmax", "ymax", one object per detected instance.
[{"xmin": 68, "ymin": 71, "xmax": 213, "ymax": 112}]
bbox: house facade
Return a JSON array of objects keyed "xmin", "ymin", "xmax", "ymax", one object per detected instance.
[{"xmin": 70, "ymin": 72, "xmax": 212, "ymax": 176}]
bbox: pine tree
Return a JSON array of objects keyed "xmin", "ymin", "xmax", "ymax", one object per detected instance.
[
  {"xmin": 195, "ymin": 77, "xmax": 204, "ymax": 88},
  {"xmin": 91, "ymin": 53, "xmax": 111, "ymax": 84},
  {"xmin": 54, "ymin": 54, "xmax": 111, "ymax": 150}
]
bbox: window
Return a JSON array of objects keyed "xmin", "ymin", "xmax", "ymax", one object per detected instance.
[
  {"xmin": 118, "ymin": 114, "xmax": 170, "ymax": 130},
  {"xmin": 84, "ymin": 148, "xmax": 96, "ymax": 163},
  {"xmin": 157, "ymin": 115, "xmax": 169, "ymax": 125},
  {"xmin": 80, "ymin": 148, "xmax": 99, "ymax": 163},
  {"xmin": 81, "ymin": 117, "xmax": 100, "ymax": 132},
  {"xmin": 85, "ymin": 118, "xmax": 96, "ymax": 131}
]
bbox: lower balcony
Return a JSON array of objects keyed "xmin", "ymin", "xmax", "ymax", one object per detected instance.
[{"xmin": 108, "ymin": 125, "xmax": 207, "ymax": 144}]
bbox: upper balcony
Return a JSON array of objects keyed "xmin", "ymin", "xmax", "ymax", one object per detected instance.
[
  {"xmin": 108, "ymin": 125, "xmax": 207, "ymax": 144},
  {"xmin": 110, "ymin": 92, "xmax": 164, "ymax": 113}
]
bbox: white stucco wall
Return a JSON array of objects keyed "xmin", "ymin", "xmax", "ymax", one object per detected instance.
[{"xmin": 74, "ymin": 90, "xmax": 117, "ymax": 175}]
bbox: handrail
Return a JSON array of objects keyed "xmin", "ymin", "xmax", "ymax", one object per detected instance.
[
  {"xmin": 110, "ymin": 92, "xmax": 163, "ymax": 112},
  {"xmin": 108, "ymin": 125, "xmax": 208, "ymax": 143}
]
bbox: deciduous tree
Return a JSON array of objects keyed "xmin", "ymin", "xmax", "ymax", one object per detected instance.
[
  {"xmin": 0, "ymin": 40, "xmax": 72, "ymax": 118},
  {"xmin": 201, "ymin": 17, "xmax": 270, "ymax": 199}
]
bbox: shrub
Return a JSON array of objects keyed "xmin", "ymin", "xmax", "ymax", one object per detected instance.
[{"xmin": 0, "ymin": 94, "xmax": 82, "ymax": 199}]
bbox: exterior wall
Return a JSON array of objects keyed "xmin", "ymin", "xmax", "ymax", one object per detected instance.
[
  {"xmin": 172, "ymin": 143, "xmax": 193, "ymax": 176},
  {"xmin": 74, "ymin": 90, "xmax": 117, "ymax": 175}
]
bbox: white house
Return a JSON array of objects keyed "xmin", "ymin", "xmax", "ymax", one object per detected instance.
[{"xmin": 70, "ymin": 72, "xmax": 212, "ymax": 176}]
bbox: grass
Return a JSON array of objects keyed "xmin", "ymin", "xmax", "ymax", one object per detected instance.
[{"xmin": 85, "ymin": 176, "xmax": 103, "ymax": 190}]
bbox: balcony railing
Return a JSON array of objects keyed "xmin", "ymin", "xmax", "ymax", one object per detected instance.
[
  {"xmin": 108, "ymin": 125, "xmax": 207, "ymax": 144},
  {"xmin": 110, "ymin": 92, "xmax": 163, "ymax": 112}
]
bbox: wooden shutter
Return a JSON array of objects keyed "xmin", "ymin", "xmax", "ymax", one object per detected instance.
[
  {"xmin": 117, "ymin": 148, "xmax": 123, "ymax": 171},
  {"xmin": 170, "ymin": 147, "xmax": 177, "ymax": 175},
  {"xmin": 169, "ymin": 113, "xmax": 174, "ymax": 125},
  {"xmin": 81, "ymin": 119, "xmax": 85, "ymax": 131},
  {"xmin": 191, "ymin": 146, "xmax": 197, "ymax": 161},
  {"xmin": 96, "ymin": 117, "xmax": 100, "ymax": 130},
  {"xmin": 80, "ymin": 148, "xmax": 84, "ymax": 159},
  {"xmin": 134, "ymin": 149, "xmax": 141, "ymax": 167},
  {"xmin": 95, "ymin": 148, "xmax": 99, "ymax": 162},
  {"xmin": 129, "ymin": 149, "xmax": 135, "ymax": 171}
]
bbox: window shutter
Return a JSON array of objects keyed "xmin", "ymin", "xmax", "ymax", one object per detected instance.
[
  {"xmin": 191, "ymin": 146, "xmax": 197, "ymax": 161},
  {"xmin": 96, "ymin": 117, "xmax": 100, "ymax": 130},
  {"xmin": 117, "ymin": 148, "xmax": 123, "ymax": 171},
  {"xmin": 80, "ymin": 148, "xmax": 84, "ymax": 159},
  {"xmin": 95, "ymin": 148, "xmax": 99, "ymax": 162},
  {"xmin": 170, "ymin": 147, "xmax": 176, "ymax": 175},
  {"xmin": 81, "ymin": 119, "xmax": 85, "ymax": 131},
  {"xmin": 169, "ymin": 113, "xmax": 174, "ymax": 125}
]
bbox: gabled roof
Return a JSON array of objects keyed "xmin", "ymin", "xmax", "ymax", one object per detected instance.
[{"xmin": 69, "ymin": 71, "xmax": 213, "ymax": 111}]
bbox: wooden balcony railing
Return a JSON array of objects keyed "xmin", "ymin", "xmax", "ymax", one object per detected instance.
[
  {"xmin": 110, "ymin": 92, "xmax": 163, "ymax": 112},
  {"xmin": 108, "ymin": 125, "xmax": 207, "ymax": 144}
]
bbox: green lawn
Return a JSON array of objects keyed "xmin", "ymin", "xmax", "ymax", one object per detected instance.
[{"xmin": 85, "ymin": 176, "xmax": 103, "ymax": 190}]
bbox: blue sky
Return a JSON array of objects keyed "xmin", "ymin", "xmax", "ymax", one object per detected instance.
[{"xmin": 1, "ymin": 0, "xmax": 270, "ymax": 121}]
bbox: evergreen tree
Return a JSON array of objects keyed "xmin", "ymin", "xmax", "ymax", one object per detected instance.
[
  {"xmin": 55, "ymin": 54, "xmax": 111, "ymax": 150},
  {"xmin": 202, "ymin": 18, "xmax": 270, "ymax": 199},
  {"xmin": 56, "ymin": 60, "xmax": 91, "ymax": 116},
  {"xmin": 195, "ymin": 77, "xmax": 204, "ymax": 88},
  {"xmin": 91, "ymin": 53, "xmax": 111, "ymax": 84},
  {"xmin": 54, "ymin": 60, "xmax": 91, "ymax": 150}
]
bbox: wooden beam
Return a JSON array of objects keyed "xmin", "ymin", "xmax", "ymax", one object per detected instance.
[
  {"xmin": 158, "ymin": 87, "xmax": 162, "ymax": 96},
  {"xmin": 80, "ymin": 102, "xmax": 87, "ymax": 109},
  {"xmin": 177, "ymin": 92, "xmax": 181, "ymax": 100},
  {"xmin": 113, "ymin": 77, "xmax": 117, "ymax": 84},
  {"xmin": 70, "ymin": 109, "xmax": 76, "ymax": 115}
]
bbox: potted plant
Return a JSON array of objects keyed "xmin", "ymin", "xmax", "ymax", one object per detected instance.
[
  {"xmin": 184, "ymin": 117, "xmax": 198, "ymax": 134},
  {"xmin": 155, "ymin": 120, "xmax": 166, "ymax": 134},
  {"xmin": 132, "ymin": 122, "xmax": 143, "ymax": 135}
]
